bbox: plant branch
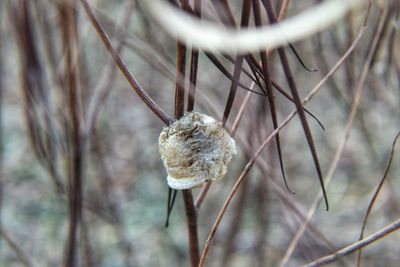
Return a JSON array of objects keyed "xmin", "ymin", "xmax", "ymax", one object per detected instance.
[
  {"xmin": 79, "ymin": 0, "xmax": 173, "ymax": 125},
  {"xmin": 356, "ymin": 131, "xmax": 400, "ymax": 266},
  {"xmin": 198, "ymin": 22, "xmax": 365, "ymax": 267},
  {"xmin": 302, "ymin": 217, "xmax": 400, "ymax": 267},
  {"xmin": 279, "ymin": 6, "xmax": 387, "ymax": 264},
  {"xmin": 174, "ymin": 4, "xmax": 200, "ymax": 264}
]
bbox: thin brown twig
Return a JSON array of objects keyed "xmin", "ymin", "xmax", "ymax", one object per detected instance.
[
  {"xmin": 174, "ymin": 4, "xmax": 200, "ymax": 264},
  {"xmin": 254, "ymin": 0, "xmax": 293, "ymax": 194},
  {"xmin": 356, "ymin": 131, "xmax": 400, "ymax": 266},
  {"xmin": 279, "ymin": 7, "xmax": 387, "ymax": 265},
  {"xmin": 187, "ymin": 0, "xmax": 201, "ymax": 112},
  {"xmin": 0, "ymin": 8, "xmax": 3, "ymax": 251},
  {"xmin": 1, "ymin": 227, "xmax": 37, "ymax": 267},
  {"xmin": 277, "ymin": 0, "xmax": 290, "ymax": 21},
  {"xmin": 195, "ymin": 0, "xmax": 250, "ymax": 209},
  {"xmin": 263, "ymin": 0, "xmax": 329, "ymax": 210},
  {"xmin": 198, "ymin": 22, "xmax": 365, "ymax": 267},
  {"xmin": 61, "ymin": 1, "xmax": 82, "ymax": 266},
  {"xmin": 82, "ymin": 0, "xmax": 136, "ymax": 136},
  {"xmin": 182, "ymin": 189, "xmax": 200, "ymax": 267},
  {"xmin": 302, "ymin": 217, "xmax": 400, "ymax": 267},
  {"xmin": 79, "ymin": 0, "xmax": 173, "ymax": 125},
  {"xmin": 194, "ymin": 0, "xmax": 296, "ymax": 210}
]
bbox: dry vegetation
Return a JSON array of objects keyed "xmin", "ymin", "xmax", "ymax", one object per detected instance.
[{"xmin": 0, "ymin": 0, "xmax": 399, "ymax": 267}]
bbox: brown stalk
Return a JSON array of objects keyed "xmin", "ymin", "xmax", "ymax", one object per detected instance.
[
  {"xmin": 221, "ymin": 157, "xmax": 250, "ymax": 267},
  {"xmin": 356, "ymin": 132, "xmax": 400, "ymax": 266},
  {"xmin": 262, "ymin": 0, "xmax": 329, "ymax": 210},
  {"xmin": 83, "ymin": 0, "xmax": 136, "ymax": 136},
  {"xmin": 0, "ymin": 10, "xmax": 3, "ymax": 251},
  {"xmin": 13, "ymin": 0, "xmax": 64, "ymax": 193},
  {"xmin": 195, "ymin": 0, "xmax": 251, "ymax": 209},
  {"xmin": 60, "ymin": 1, "xmax": 82, "ymax": 266},
  {"xmin": 209, "ymin": 49, "xmax": 324, "ymax": 128},
  {"xmin": 302, "ymin": 217, "xmax": 400, "ymax": 267},
  {"xmin": 174, "ymin": 3, "xmax": 200, "ymax": 265},
  {"xmin": 1, "ymin": 227, "xmax": 37, "ymax": 267},
  {"xmin": 198, "ymin": 23, "xmax": 365, "ymax": 267},
  {"xmin": 187, "ymin": 0, "xmax": 201, "ymax": 112},
  {"xmin": 79, "ymin": 0, "xmax": 173, "ymax": 125},
  {"xmin": 253, "ymin": 0, "xmax": 293, "ymax": 194},
  {"xmin": 279, "ymin": 6, "xmax": 386, "ymax": 265}
]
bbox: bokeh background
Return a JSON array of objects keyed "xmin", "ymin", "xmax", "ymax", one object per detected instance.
[{"xmin": 0, "ymin": 0, "xmax": 399, "ymax": 266}]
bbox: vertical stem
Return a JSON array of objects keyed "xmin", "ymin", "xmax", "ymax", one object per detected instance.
[
  {"xmin": 253, "ymin": 0, "xmax": 292, "ymax": 193},
  {"xmin": 175, "ymin": 41, "xmax": 186, "ymax": 118},
  {"xmin": 0, "ymin": 4, "xmax": 3, "ymax": 251},
  {"xmin": 175, "ymin": 12, "xmax": 200, "ymax": 264},
  {"xmin": 221, "ymin": 0, "xmax": 251, "ymax": 126},
  {"xmin": 262, "ymin": 0, "xmax": 328, "ymax": 209},
  {"xmin": 61, "ymin": 1, "xmax": 82, "ymax": 266},
  {"xmin": 187, "ymin": 0, "xmax": 201, "ymax": 112},
  {"xmin": 182, "ymin": 190, "xmax": 200, "ymax": 267}
]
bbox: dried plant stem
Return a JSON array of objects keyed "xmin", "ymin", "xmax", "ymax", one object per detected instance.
[
  {"xmin": 79, "ymin": 0, "xmax": 173, "ymax": 125},
  {"xmin": 277, "ymin": 0, "xmax": 290, "ymax": 21},
  {"xmin": 187, "ymin": 0, "xmax": 201, "ymax": 112},
  {"xmin": 83, "ymin": 0, "xmax": 136, "ymax": 136},
  {"xmin": 302, "ymin": 217, "xmax": 400, "ymax": 267},
  {"xmin": 1, "ymin": 227, "xmax": 37, "ymax": 267},
  {"xmin": 175, "ymin": 13, "xmax": 200, "ymax": 265},
  {"xmin": 0, "ymin": 10, "xmax": 3, "ymax": 251},
  {"xmin": 198, "ymin": 22, "xmax": 365, "ymax": 267},
  {"xmin": 356, "ymin": 132, "xmax": 400, "ymax": 266},
  {"xmin": 230, "ymin": 89, "xmax": 253, "ymax": 136},
  {"xmin": 60, "ymin": 1, "xmax": 82, "ymax": 266},
  {"xmin": 279, "ymin": 7, "xmax": 387, "ymax": 265},
  {"xmin": 194, "ymin": 181, "xmax": 211, "ymax": 209},
  {"xmin": 182, "ymin": 190, "xmax": 200, "ymax": 267},
  {"xmin": 195, "ymin": 0, "xmax": 250, "ymax": 209},
  {"xmin": 263, "ymin": 0, "xmax": 328, "ymax": 210},
  {"xmin": 254, "ymin": 0, "xmax": 292, "ymax": 194}
]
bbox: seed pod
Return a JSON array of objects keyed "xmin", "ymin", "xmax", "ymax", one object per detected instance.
[{"xmin": 159, "ymin": 112, "xmax": 236, "ymax": 189}]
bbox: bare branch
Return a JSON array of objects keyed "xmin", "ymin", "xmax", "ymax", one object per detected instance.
[{"xmin": 303, "ymin": 218, "xmax": 400, "ymax": 267}]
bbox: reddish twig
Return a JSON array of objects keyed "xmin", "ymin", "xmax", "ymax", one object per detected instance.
[
  {"xmin": 279, "ymin": 6, "xmax": 386, "ymax": 264},
  {"xmin": 302, "ymin": 217, "xmax": 400, "ymax": 267},
  {"xmin": 356, "ymin": 131, "xmax": 400, "ymax": 266},
  {"xmin": 198, "ymin": 21, "xmax": 365, "ymax": 267},
  {"xmin": 79, "ymin": 0, "xmax": 173, "ymax": 125}
]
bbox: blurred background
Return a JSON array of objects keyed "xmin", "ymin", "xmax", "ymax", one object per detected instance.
[{"xmin": 0, "ymin": 0, "xmax": 399, "ymax": 266}]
